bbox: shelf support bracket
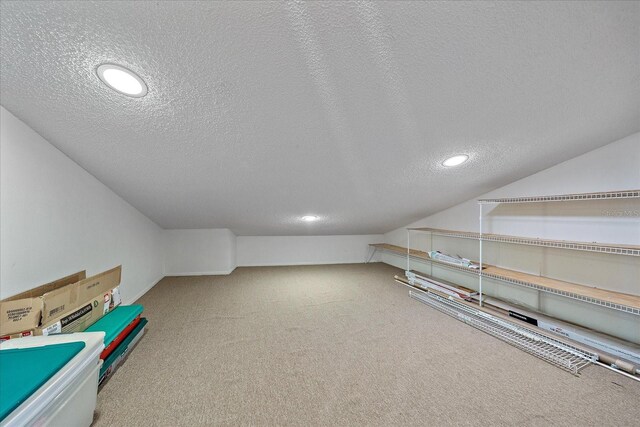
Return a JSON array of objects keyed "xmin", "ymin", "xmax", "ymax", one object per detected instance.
[{"xmin": 365, "ymin": 246, "xmax": 377, "ymax": 263}]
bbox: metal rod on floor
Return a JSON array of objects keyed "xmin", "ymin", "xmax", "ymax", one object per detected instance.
[{"xmin": 595, "ymin": 361, "xmax": 640, "ymax": 383}]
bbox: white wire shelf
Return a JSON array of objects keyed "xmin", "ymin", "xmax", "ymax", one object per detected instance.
[
  {"xmin": 407, "ymin": 288, "xmax": 596, "ymax": 375},
  {"xmin": 407, "ymin": 227, "xmax": 640, "ymax": 257},
  {"xmin": 370, "ymin": 243, "xmax": 640, "ymax": 316},
  {"xmin": 478, "ymin": 189, "xmax": 640, "ymax": 204}
]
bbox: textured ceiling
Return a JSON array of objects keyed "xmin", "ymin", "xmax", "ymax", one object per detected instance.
[{"xmin": 1, "ymin": 1, "xmax": 639, "ymax": 235}]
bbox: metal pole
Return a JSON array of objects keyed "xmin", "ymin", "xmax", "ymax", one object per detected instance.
[
  {"xmin": 430, "ymin": 232, "xmax": 433, "ymax": 276},
  {"xmin": 406, "ymin": 229, "xmax": 410, "ymax": 274},
  {"xmin": 479, "ymin": 203, "xmax": 483, "ymax": 307},
  {"xmin": 595, "ymin": 362, "xmax": 640, "ymax": 383}
]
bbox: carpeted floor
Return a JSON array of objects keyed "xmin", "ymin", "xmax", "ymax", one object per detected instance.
[{"xmin": 93, "ymin": 263, "xmax": 639, "ymax": 426}]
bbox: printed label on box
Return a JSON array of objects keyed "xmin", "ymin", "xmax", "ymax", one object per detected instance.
[
  {"xmin": 109, "ymin": 287, "xmax": 122, "ymax": 311},
  {"xmin": 60, "ymin": 303, "xmax": 93, "ymax": 332},
  {"xmin": 102, "ymin": 286, "xmax": 122, "ymax": 315},
  {"xmin": 5, "ymin": 306, "xmax": 33, "ymax": 323},
  {"xmin": 42, "ymin": 321, "xmax": 62, "ymax": 336},
  {"xmin": 47, "ymin": 304, "xmax": 66, "ymax": 319}
]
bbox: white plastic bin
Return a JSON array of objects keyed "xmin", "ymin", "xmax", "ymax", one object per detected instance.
[{"xmin": 0, "ymin": 332, "xmax": 105, "ymax": 427}]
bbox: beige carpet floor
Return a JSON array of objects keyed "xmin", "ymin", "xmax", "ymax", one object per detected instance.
[{"xmin": 93, "ymin": 263, "xmax": 639, "ymax": 426}]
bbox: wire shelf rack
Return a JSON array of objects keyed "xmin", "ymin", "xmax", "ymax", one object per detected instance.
[
  {"xmin": 368, "ymin": 243, "xmax": 640, "ymax": 316},
  {"xmin": 478, "ymin": 189, "xmax": 640, "ymax": 204},
  {"xmin": 408, "ymin": 228, "xmax": 640, "ymax": 257},
  {"xmin": 408, "ymin": 288, "xmax": 596, "ymax": 375},
  {"xmin": 477, "ymin": 269, "xmax": 640, "ymax": 316}
]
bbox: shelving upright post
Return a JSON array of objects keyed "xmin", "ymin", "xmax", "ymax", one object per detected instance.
[{"xmin": 478, "ymin": 203, "xmax": 483, "ymax": 306}]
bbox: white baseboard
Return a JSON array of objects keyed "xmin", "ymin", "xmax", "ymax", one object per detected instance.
[
  {"xmin": 125, "ymin": 268, "xmax": 238, "ymax": 304},
  {"xmin": 164, "ymin": 267, "xmax": 236, "ymax": 277},
  {"xmin": 237, "ymin": 260, "xmax": 368, "ymax": 267},
  {"xmin": 126, "ymin": 274, "xmax": 164, "ymax": 304}
]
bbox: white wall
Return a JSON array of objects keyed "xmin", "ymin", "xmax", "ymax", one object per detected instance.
[
  {"xmin": 0, "ymin": 107, "xmax": 164, "ymax": 304},
  {"xmin": 0, "ymin": 106, "xmax": 382, "ymax": 302},
  {"xmin": 237, "ymin": 235, "xmax": 383, "ymax": 267},
  {"xmin": 163, "ymin": 232, "xmax": 383, "ymax": 271},
  {"xmin": 383, "ymin": 132, "xmax": 640, "ymax": 343},
  {"xmin": 386, "ymin": 132, "xmax": 640, "ymax": 247},
  {"xmin": 163, "ymin": 229, "xmax": 236, "ymax": 275}
]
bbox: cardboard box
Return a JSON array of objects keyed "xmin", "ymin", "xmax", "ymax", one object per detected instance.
[
  {"xmin": 0, "ymin": 270, "xmax": 86, "ymax": 336},
  {"xmin": 0, "ymin": 330, "xmax": 34, "ymax": 342},
  {"xmin": 37, "ymin": 286, "xmax": 122, "ymax": 336},
  {"xmin": 1, "ymin": 283, "xmax": 121, "ymax": 340},
  {"xmin": 40, "ymin": 266, "xmax": 121, "ymax": 325},
  {"xmin": 0, "ymin": 266, "xmax": 122, "ymax": 336}
]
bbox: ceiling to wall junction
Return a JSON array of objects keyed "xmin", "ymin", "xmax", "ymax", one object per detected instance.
[{"xmin": 1, "ymin": 1, "xmax": 638, "ymax": 235}]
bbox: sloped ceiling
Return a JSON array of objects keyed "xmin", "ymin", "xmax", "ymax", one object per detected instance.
[{"xmin": 1, "ymin": 1, "xmax": 638, "ymax": 235}]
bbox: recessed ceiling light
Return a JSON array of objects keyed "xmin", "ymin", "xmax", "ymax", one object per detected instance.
[
  {"xmin": 301, "ymin": 215, "xmax": 319, "ymax": 222},
  {"xmin": 96, "ymin": 63, "xmax": 147, "ymax": 97},
  {"xmin": 442, "ymin": 154, "xmax": 469, "ymax": 167}
]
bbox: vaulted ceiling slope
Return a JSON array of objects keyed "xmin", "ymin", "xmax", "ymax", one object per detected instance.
[{"xmin": 1, "ymin": 2, "xmax": 638, "ymax": 235}]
